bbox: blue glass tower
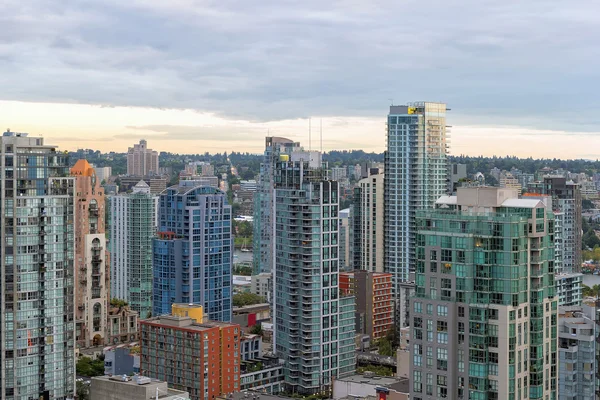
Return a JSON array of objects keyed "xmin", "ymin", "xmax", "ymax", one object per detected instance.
[{"xmin": 152, "ymin": 182, "xmax": 233, "ymax": 322}]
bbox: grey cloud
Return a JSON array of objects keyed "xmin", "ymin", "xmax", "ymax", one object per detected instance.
[
  {"xmin": 1, "ymin": 0, "xmax": 600, "ymax": 133},
  {"xmin": 121, "ymin": 125, "xmax": 269, "ymax": 141}
]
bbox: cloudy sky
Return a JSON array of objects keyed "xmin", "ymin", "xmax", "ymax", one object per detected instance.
[{"xmin": 1, "ymin": 0, "xmax": 599, "ymax": 157}]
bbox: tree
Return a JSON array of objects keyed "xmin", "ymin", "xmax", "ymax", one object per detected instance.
[
  {"xmin": 233, "ymin": 292, "xmax": 265, "ymax": 307},
  {"xmin": 76, "ymin": 356, "xmax": 105, "ymax": 377},
  {"xmin": 76, "ymin": 380, "xmax": 90, "ymax": 400},
  {"xmin": 249, "ymin": 324, "xmax": 263, "ymax": 336},
  {"xmin": 378, "ymin": 338, "xmax": 393, "ymax": 356}
]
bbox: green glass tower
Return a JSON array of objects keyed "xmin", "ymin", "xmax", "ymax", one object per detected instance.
[
  {"xmin": 272, "ymin": 149, "xmax": 355, "ymax": 394},
  {"xmin": 410, "ymin": 187, "xmax": 557, "ymax": 400}
]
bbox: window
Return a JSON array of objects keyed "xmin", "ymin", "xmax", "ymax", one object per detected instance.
[
  {"xmin": 458, "ymin": 306, "xmax": 465, "ymax": 318},
  {"xmin": 414, "ymin": 302, "xmax": 422, "ymax": 313},
  {"xmin": 437, "ymin": 348, "xmax": 448, "ymax": 370},
  {"xmin": 437, "ymin": 305, "xmax": 448, "ymax": 317}
]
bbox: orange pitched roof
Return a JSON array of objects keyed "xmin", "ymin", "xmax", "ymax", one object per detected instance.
[{"xmin": 70, "ymin": 159, "xmax": 95, "ymax": 177}]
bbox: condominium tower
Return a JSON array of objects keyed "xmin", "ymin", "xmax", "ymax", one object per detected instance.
[
  {"xmin": 127, "ymin": 139, "xmax": 159, "ymax": 176},
  {"xmin": 384, "ymin": 102, "xmax": 449, "ymax": 294},
  {"xmin": 410, "ymin": 187, "xmax": 557, "ymax": 400},
  {"xmin": 253, "ymin": 137, "xmax": 301, "ymax": 274},
  {"xmin": 109, "ymin": 181, "xmax": 158, "ymax": 318},
  {"xmin": 272, "ymin": 149, "xmax": 355, "ymax": 394},
  {"xmin": 0, "ymin": 131, "xmax": 76, "ymax": 399},
  {"xmin": 352, "ymin": 173, "xmax": 384, "ymax": 271},
  {"xmin": 528, "ymin": 176, "xmax": 582, "ymax": 273},
  {"xmin": 71, "ymin": 159, "xmax": 109, "ymax": 347},
  {"xmin": 152, "ymin": 181, "xmax": 233, "ymax": 322}
]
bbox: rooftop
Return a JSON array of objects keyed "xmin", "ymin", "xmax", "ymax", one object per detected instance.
[
  {"xmin": 336, "ymin": 373, "xmax": 407, "ymax": 388},
  {"xmin": 92, "ymin": 375, "xmax": 190, "ymax": 399},
  {"xmin": 142, "ymin": 314, "xmax": 238, "ymax": 330},
  {"xmin": 70, "ymin": 159, "xmax": 96, "ymax": 177}
]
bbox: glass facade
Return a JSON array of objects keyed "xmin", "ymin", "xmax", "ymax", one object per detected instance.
[
  {"xmin": 109, "ymin": 190, "xmax": 156, "ymax": 318},
  {"xmin": 0, "ymin": 132, "xmax": 75, "ymax": 399},
  {"xmin": 385, "ymin": 102, "xmax": 448, "ymax": 294},
  {"xmin": 253, "ymin": 137, "xmax": 301, "ymax": 274},
  {"xmin": 272, "ymin": 152, "xmax": 355, "ymax": 395},
  {"xmin": 410, "ymin": 192, "xmax": 557, "ymax": 400},
  {"xmin": 152, "ymin": 184, "xmax": 232, "ymax": 322}
]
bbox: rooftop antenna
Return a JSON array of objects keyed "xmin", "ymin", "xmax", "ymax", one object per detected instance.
[
  {"xmin": 388, "ymin": 98, "xmax": 394, "ymax": 106},
  {"xmin": 309, "ymin": 118, "xmax": 312, "ymax": 152},
  {"xmin": 320, "ymin": 119, "xmax": 323, "ymax": 153}
]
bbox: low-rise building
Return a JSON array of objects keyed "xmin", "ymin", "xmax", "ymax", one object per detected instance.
[
  {"xmin": 240, "ymin": 334, "xmax": 263, "ymax": 361},
  {"xmin": 233, "ymin": 303, "xmax": 271, "ymax": 330},
  {"xmin": 90, "ymin": 375, "xmax": 189, "ymax": 400},
  {"xmin": 104, "ymin": 343, "xmax": 140, "ymax": 376},
  {"xmin": 140, "ymin": 304, "xmax": 241, "ymax": 400},
  {"xmin": 333, "ymin": 374, "xmax": 409, "ymax": 400},
  {"xmin": 240, "ymin": 356, "xmax": 285, "ymax": 394},
  {"xmin": 107, "ymin": 302, "xmax": 140, "ymax": 345}
]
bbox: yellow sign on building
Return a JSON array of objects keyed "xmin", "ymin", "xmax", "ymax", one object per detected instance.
[{"xmin": 407, "ymin": 107, "xmax": 416, "ymax": 114}]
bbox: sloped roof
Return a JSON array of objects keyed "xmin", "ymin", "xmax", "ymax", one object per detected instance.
[{"xmin": 70, "ymin": 159, "xmax": 95, "ymax": 177}]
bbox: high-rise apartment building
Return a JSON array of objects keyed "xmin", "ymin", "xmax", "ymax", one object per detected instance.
[
  {"xmin": 330, "ymin": 167, "xmax": 347, "ymax": 181},
  {"xmin": 558, "ymin": 306, "xmax": 596, "ymax": 399},
  {"xmin": 272, "ymin": 149, "xmax": 355, "ymax": 394},
  {"xmin": 109, "ymin": 181, "xmax": 158, "ymax": 318},
  {"xmin": 0, "ymin": 131, "xmax": 76, "ymax": 399},
  {"xmin": 339, "ymin": 208, "xmax": 350, "ymax": 269},
  {"xmin": 528, "ymin": 177, "xmax": 582, "ymax": 273},
  {"xmin": 71, "ymin": 159, "xmax": 110, "ymax": 347},
  {"xmin": 253, "ymin": 137, "xmax": 301, "ymax": 274},
  {"xmin": 527, "ymin": 177, "xmax": 583, "ymax": 307},
  {"xmin": 499, "ymin": 172, "xmax": 522, "ymax": 194},
  {"xmin": 353, "ymin": 173, "xmax": 384, "ymax": 271},
  {"xmin": 410, "ymin": 187, "xmax": 557, "ymax": 400},
  {"xmin": 140, "ymin": 304, "xmax": 240, "ymax": 400},
  {"xmin": 339, "ymin": 271, "xmax": 393, "ymax": 341},
  {"xmin": 152, "ymin": 181, "xmax": 233, "ymax": 322},
  {"xmin": 127, "ymin": 139, "xmax": 159, "ymax": 176},
  {"xmin": 384, "ymin": 102, "xmax": 448, "ymax": 294}
]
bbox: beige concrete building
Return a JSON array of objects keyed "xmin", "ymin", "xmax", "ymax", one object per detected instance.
[
  {"xmin": 127, "ymin": 139, "xmax": 159, "ymax": 176},
  {"xmin": 353, "ymin": 173, "xmax": 384, "ymax": 271},
  {"xmin": 107, "ymin": 301, "xmax": 140, "ymax": 345},
  {"xmin": 90, "ymin": 375, "xmax": 189, "ymax": 400},
  {"xmin": 499, "ymin": 171, "xmax": 522, "ymax": 194},
  {"xmin": 71, "ymin": 159, "xmax": 110, "ymax": 347}
]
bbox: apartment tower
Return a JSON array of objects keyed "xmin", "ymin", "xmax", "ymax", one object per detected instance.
[
  {"xmin": 127, "ymin": 139, "xmax": 159, "ymax": 176},
  {"xmin": 410, "ymin": 187, "xmax": 557, "ymax": 400},
  {"xmin": 109, "ymin": 181, "xmax": 158, "ymax": 318},
  {"xmin": 0, "ymin": 131, "xmax": 76, "ymax": 399},
  {"xmin": 352, "ymin": 173, "xmax": 384, "ymax": 271},
  {"xmin": 152, "ymin": 181, "xmax": 233, "ymax": 322},
  {"xmin": 384, "ymin": 102, "xmax": 449, "ymax": 294},
  {"xmin": 339, "ymin": 271, "xmax": 394, "ymax": 341},
  {"xmin": 253, "ymin": 137, "xmax": 301, "ymax": 274},
  {"xmin": 71, "ymin": 159, "xmax": 110, "ymax": 347},
  {"xmin": 272, "ymin": 149, "xmax": 355, "ymax": 394}
]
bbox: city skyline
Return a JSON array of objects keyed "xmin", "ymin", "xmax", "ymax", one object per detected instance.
[{"xmin": 3, "ymin": 99, "xmax": 600, "ymax": 159}]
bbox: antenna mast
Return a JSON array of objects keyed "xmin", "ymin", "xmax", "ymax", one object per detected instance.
[
  {"xmin": 309, "ymin": 118, "xmax": 312, "ymax": 152},
  {"xmin": 320, "ymin": 119, "xmax": 323, "ymax": 153}
]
